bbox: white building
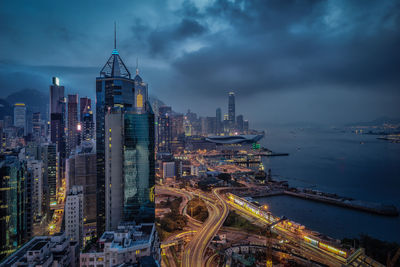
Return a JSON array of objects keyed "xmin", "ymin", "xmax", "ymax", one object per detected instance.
[
  {"xmin": 80, "ymin": 223, "xmax": 160, "ymax": 267},
  {"xmin": 65, "ymin": 185, "xmax": 84, "ymax": 247},
  {"xmin": 27, "ymin": 159, "xmax": 43, "ymax": 219}
]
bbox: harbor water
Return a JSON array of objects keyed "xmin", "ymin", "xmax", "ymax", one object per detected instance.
[{"xmin": 258, "ymin": 126, "xmax": 400, "ymax": 243}]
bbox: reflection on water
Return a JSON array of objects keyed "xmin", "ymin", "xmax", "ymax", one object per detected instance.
[{"xmin": 259, "ymin": 127, "xmax": 400, "ymax": 242}]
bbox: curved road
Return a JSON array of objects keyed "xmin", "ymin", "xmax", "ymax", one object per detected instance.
[{"xmin": 182, "ymin": 188, "xmax": 229, "ymax": 267}]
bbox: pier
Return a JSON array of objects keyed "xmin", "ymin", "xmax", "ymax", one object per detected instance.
[
  {"xmin": 283, "ymin": 190, "xmax": 399, "ymax": 216},
  {"xmin": 240, "ymin": 188, "xmax": 399, "ymax": 217}
]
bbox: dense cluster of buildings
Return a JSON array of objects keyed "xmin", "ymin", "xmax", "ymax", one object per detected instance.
[
  {"xmin": 0, "ymin": 27, "xmax": 258, "ymax": 266},
  {"xmin": 154, "ymin": 91, "xmax": 251, "ymax": 155},
  {"xmin": 0, "ymin": 32, "xmax": 160, "ymax": 266}
]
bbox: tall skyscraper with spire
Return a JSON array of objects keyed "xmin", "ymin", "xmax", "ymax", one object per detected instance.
[{"xmin": 96, "ymin": 25, "xmax": 155, "ymax": 233}]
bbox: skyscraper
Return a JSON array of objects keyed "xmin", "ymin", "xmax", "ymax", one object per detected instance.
[
  {"xmin": 236, "ymin": 114, "xmax": 244, "ymax": 132},
  {"xmin": 79, "ymin": 97, "xmax": 91, "ymax": 122},
  {"xmin": 216, "ymin": 108, "xmax": 222, "ymax": 135},
  {"xmin": 96, "ymin": 29, "xmax": 155, "ymax": 233},
  {"xmin": 0, "ymin": 155, "xmax": 28, "ymax": 260},
  {"xmin": 170, "ymin": 113, "xmax": 184, "ymax": 140},
  {"xmin": 228, "ymin": 92, "xmax": 235, "ymax": 130},
  {"xmin": 32, "ymin": 112, "xmax": 44, "ymax": 141},
  {"xmin": 49, "ymin": 77, "xmax": 66, "ymax": 186},
  {"xmin": 81, "ymin": 112, "xmax": 94, "ymax": 141},
  {"xmin": 104, "ymin": 108, "xmax": 155, "ymax": 230},
  {"xmin": 158, "ymin": 106, "xmax": 172, "ymax": 153},
  {"xmin": 27, "ymin": 160, "xmax": 43, "ymax": 220},
  {"xmin": 67, "ymin": 94, "xmax": 78, "ymax": 155},
  {"xmin": 244, "ymin": 120, "xmax": 249, "ymax": 134},
  {"xmin": 66, "ymin": 141, "xmax": 96, "ymax": 231},
  {"xmin": 14, "ymin": 103, "xmax": 26, "ymax": 135},
  {"xmin": 43, "ymin": 143, "xmax": 58, "ymax": 209}
]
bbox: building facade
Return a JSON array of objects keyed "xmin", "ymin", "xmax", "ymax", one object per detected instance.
[
  {"xmin": 82, "ymin": 111, "xmax": 94, "ymax": 141},
  {"xmin": 228, "ymin": 92, "xmax": 235, "ymax": 130},
  {"xmin": 13, "ymin": 103, "xmax": 26, "ymax": 136},
  {"xmin": 157, "ymin": 106, "xmax": 172, "ymax": 153},
  {"xmin": 67, "ymin": 94, "xmax": 79, "ymax": 155},
  {"xmin": 49, "ymin": 77, "xmax": 66, "ymax": 188},
  {"xmin": 0, "ymin": 155, "xmax": 28, "ymax": 261},
  {"xmin": 104, "ymin": 110, "xmax": 155, "ymax": 230},
  {"xmin": 65, "ymin": 186, "xmax": 84, "ymax": 247},
  {"xmin": 79, "ymin": 97, "xmax": 92, "ymax": 122},
  {"xmin": 216, "ymin": 108, "xmax": 222, "ymax": 135},
  {"xmin": 66, "ymin": 140, "xmax": 97, "ymax": 241}
]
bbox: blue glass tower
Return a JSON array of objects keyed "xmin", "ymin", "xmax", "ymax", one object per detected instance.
[{"xmin": 123, "ymin": 112, "xmax": 155, "ymax": 223}]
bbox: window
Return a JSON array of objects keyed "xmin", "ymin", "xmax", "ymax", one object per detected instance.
[{"xmin": 136, "ymin": 93, "xmax": 143, "ymax": 108}]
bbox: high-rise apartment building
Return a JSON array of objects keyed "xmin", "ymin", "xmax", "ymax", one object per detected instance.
[
  {"xmin": 43, "ymin": 143, "xmax": 58, "ymax": 209},
  {"xmin": 14, "ymin": 103, "xmax": 27, "ymax": 135},
  {"xmin": 67, "ymin": 94, "xmax": 79, "ymax": 155},
  {"xmin": 66, "ymin": 141, "xmax": 96, "ymax": 228},
  {"xmin": 158, "ymin": 106, "xmax": 172, "ymax": 153},
  {"xmin": 65, "ymin": 185, "xmax": 84, "ymax": 247},
  {"xmin": 27, "ymin": 160, "xmax": 43, "ymax": 220}
]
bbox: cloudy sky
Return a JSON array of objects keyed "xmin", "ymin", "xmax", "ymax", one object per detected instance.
[{"xmin": 0, "ymin": 0, "xmax": 399, "ymax": 126}]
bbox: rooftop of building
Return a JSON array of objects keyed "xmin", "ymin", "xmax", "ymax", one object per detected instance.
[
  {"xmin": 97, "ymin": 223, "xmax": 155, "ymax": 251},
  {"xmin": 0, "ymin": 233, "xmax": 70, "ymax": 266},
  {"xmin": 30, "ymin": 241, "xmax": 48, "ymax": 251},
  {"xmin": 1, "ymin": 237, "xmax": 49, "ymax": 266}
]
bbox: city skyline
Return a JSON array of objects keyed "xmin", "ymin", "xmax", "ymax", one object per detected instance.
[
  {"xmin": 1, "ymin": 0, "xmax": 400, "ymax": 125},
  {"xmin": 1, "ymin": 1, "xmax": 400, "ymax": 267}
]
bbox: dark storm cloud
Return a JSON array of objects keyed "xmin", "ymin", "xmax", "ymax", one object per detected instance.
[
  {"xmin": 1, "ymin": 0, "xmax": 399, "ymax": 124},
  {"xmin": 148, "ymin": 18, "xmax": 207, "ymax": 55},
  {"xmin": 165, "ymin": 0, "xmax": 400, "ymax": 97}
]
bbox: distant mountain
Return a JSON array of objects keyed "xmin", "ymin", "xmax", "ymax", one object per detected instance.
[
  {"xmin": 346, "ymin": 117, "xmax": 400, "ymax": 127},
  {"xmin": 6, "ymin": 89, "xmax": 49, "ymax": 121},
  {"xmin": 0, "ymin": 98, "xmax": 12, "ymax": 120}
]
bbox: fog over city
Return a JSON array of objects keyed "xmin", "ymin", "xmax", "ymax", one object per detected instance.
[{"xmin": 1, "ymin": 0, "xmax": 399, "ymax": 125}]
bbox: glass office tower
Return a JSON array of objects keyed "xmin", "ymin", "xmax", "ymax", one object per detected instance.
[
  {"xmin": 96, "ymin": 47, "xmax": 135, "ymax": 234},
  {"xmin": 123, "ymin": 112, "xmax": 155, "ymax": 223},
  {"xmin": 0, "ymin": 156, "xmax": 28, "ymax": 261},
  {"xmin": 97, "ymin": 41, "xmax": 154, "ymax": 232}
]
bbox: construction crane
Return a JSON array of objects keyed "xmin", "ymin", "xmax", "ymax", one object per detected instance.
[
  {"xmin": 387, "ymin": 247, "xmax": 400, "ymax": 267},
  {"xmin": 266, "ymin": 216, "xmax": 287, "ymax": 267}
]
